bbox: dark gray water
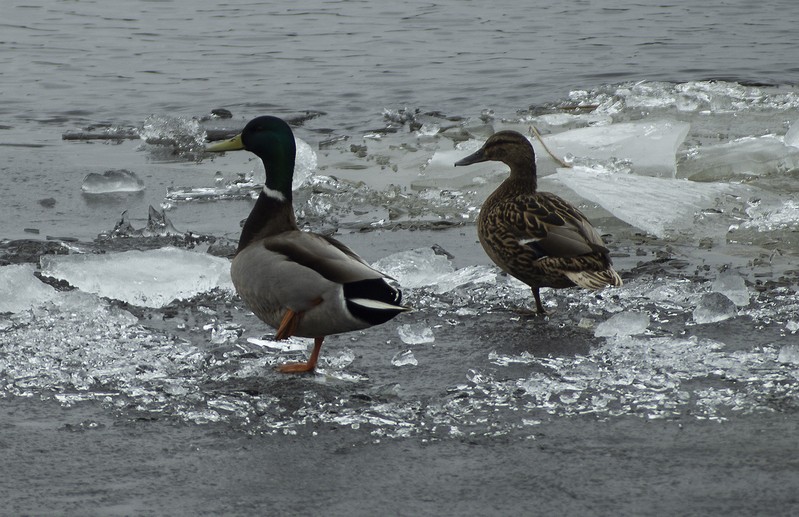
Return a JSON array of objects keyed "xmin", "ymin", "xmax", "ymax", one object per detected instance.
[
  {"xmin": 2, "ymin": 1, "xmax": 799, "ymax": 515},
  {"xmin": 4, "ymin": 0, "xmax": 799, "ymax": 127}
]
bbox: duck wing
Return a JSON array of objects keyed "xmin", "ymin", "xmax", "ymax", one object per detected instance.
[
  {"xmin": 259, "ymin": 231, "xmax": 407, "ymax": 322},
  {"xmin": 487, "ymin": 192, "xmax": 610, "ymax": 262},
  {"xmin": 263, "ymin": 231, "xmax": 388, "ymax": 284}
]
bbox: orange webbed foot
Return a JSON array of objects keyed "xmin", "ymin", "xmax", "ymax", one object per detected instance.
[{"xmin": 274, "ymin": 336, "xmax": 324, "ymax": 375}]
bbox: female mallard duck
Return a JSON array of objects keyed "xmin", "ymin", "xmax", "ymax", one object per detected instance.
[
  {"xmin": 455, "ymin": 130, "xmax": 622, "ymax": 314},
  {"xmin": 207, "ymin": 116, "xmax": 409, "ymax": 373}
]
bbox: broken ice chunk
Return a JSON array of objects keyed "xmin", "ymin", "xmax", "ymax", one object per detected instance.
[
  {"xmin": 391, "ymin": 350, "xmax": 418, "ymax": 367},
  {"xmin": 541, "ymin": 119, "xmax": 690, "ymax": 177},
  {"xmin": 0, "ymin": 264, "xmax": 58, "ymax": 313},
  {"xmin": 594, "ymin": 311, "xmax": 650, "ymax": 337},
  {"xmin": 372, "ymin": 248, "xmax": 495, "ymax": 294},
  {"xmin": 693, "ymin": 292, "xmax": 737, "ymax": 324},
  {"xmin": 81, "ymin": 169, "xmax": 145, "ymax": 194},
  {"xmin": 40, "ymin": 247, "xmax": 233, "ymax": 308},
  {"xmin": 371, "ymin": 248, "xmax": 454, "ymax": 289},
  {"xmin": 778, "ymin": 344, "xmax": 799, "ymax": 365},
  {"xmin": 711, "ymin": 271, "xmax": 750, "ymax": 307},
  {"xmin": 398, "ymin": 323, "xmax": 435, "ymax": 345},
  {"xmin": 740, "ymin": 198, "xmax": 799, "ymax": 232}
]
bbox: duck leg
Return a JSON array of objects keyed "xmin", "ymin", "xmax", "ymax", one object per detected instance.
[
  {"xmin": 532, "ymin": 287, "xmax": 547, "ymax": 315},
  {"xmin": 275, "ymin": 308, "xmax": 301, "ymax": 340},
  {"xmin": 277, "ymin": 337, "xmax": 324, "ymax": 373}
]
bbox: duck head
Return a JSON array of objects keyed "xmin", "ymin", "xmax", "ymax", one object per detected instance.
[
  {"xmin": 207, "ymin": 115, "xmax": 296, "ymax": 201},
  {"xmin": 454, "ymin": 130, "xmax": 536, "ymax": 177}
]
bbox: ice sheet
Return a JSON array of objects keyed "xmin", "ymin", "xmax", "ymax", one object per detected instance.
[{"xmin": 40, "ymin": 247, "xmax": 233, "ymax": 308}]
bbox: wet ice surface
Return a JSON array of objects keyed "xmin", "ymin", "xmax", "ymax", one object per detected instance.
[
  {"xmin": 2, "ymin": 238, "xmax": 798, "ymax": 438},
  {"xmin": 3, "ymin": 80, "xmax": 799, "ymax": 439}
]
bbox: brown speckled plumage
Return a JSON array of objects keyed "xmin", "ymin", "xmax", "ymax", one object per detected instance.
[{"xmin": 455, "ymin": 130, "xmax": 622, "ymax": 314}]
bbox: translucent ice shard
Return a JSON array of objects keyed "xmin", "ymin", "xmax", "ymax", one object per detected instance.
[
  {"xmin": 711, "ymin": 271, "xmax": 750, "ymax": 307},
  {"xmin": 594, "ymin": 311, "xmax": 650, "ymax": 337},
  {"xmin": 785, "ymin": 119, "xmax": 799, "ymax": 149},
  {"xmin": 391, "ymin": 350, "xmax": 418, "ymax": 367},
  {"xmin": 40, "ymin": 247, "xmax": 233, "ymax": 308},
  {"xmin": 139, "ymin": 115, "xmax": 207, "ymax": 159},
  {"xmin": 372, "ymin": 248, "xmax": 496, "ymax": 294},
  {"xmin": 693, "ymin": 292, "xmax": 737, "ymax": 324},
  {"xmin": 397, "ymin": 323, "xmax": 435, "ymax": 345},
  {"xmin": 0, "ymin": 264, "xmax": 57, "ymax": 313},
  {"xmin": 81, "ymin": 169, "xmax": 145, "ymax": 194},
  {"xmin": 372, "ymin": 248, "xmax": 455, "ymax": 289},
  {"xmin": 541, "ymin": 119, "xmax": 690, "ymax": 177}
]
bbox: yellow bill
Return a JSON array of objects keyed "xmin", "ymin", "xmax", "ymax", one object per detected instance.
[{"xmin": 206, "ymin": 133, "xmax": 244, "ymax": 152}]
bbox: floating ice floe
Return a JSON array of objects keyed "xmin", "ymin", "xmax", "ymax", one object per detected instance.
[
  {"xmin": 81, "ymin": 169, "xmax": 145, "ymax": 194},
  {"xmin": 0, "ymin": 264, "xmax": 58, "ymax": 313},
  {"xmin": 40, "ymin": 247, "xmax": 233, "ymax": 308},
  {"xmin": 550, "ymin": 165, "xmax": 740, "ymax": 238}
]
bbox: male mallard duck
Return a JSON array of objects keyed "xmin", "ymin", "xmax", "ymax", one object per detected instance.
[
  {"xmin": 207, "ymin": 116, "xmax": 409, "ymax": 372},
  {"xmin": 455, "ymin": 130, "xmax": 622, "ymax": 314}
]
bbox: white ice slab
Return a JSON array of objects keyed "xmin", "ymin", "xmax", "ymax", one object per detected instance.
[
  {"xmin": 678, "ymin": 135, "xmax": 799, "ymax": 181},
  {"xmin": 550, "ymin": 166, "xmax": 735, "ymax": 238},
  {"xmin": 40, "ymin": 247, "xmax": 233, "ymax": 308},
  {"xmin": 542, "ymin": 119, "xmax": 690, "ymax": 177},
  {"xmin": 0, "ymin": 264, "xmax": 58, "ymax": 313}
]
